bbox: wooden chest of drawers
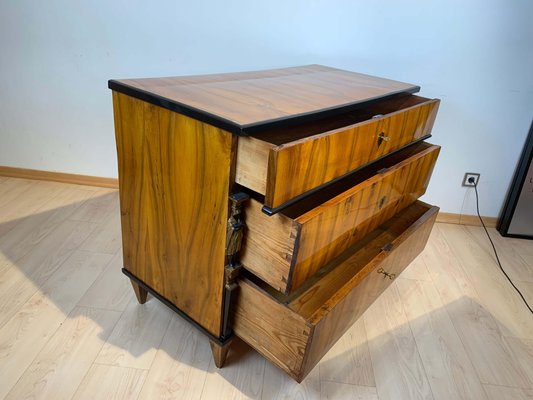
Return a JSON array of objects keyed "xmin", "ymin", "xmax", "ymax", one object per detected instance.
[{"xmin": 109, "ymin": 65, "xmax": 440, "ymax": 382}]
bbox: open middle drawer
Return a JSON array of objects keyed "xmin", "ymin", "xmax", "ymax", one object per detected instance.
[
  {"xmin": 240, "ymin": 142, "xmax": 440, "ymax": 294},
  {"xmin": 236, "ymin": 94, "xmax": 440, "ymax": 211}
]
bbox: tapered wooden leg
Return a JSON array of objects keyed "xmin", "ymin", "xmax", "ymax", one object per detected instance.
[
  {"xmin": 130, "ymin": 280, "xmax": 148, "ymax": 304},
  {"xmin": 209, "ymin": 339, "xmax": 232, "ymax": 368}
]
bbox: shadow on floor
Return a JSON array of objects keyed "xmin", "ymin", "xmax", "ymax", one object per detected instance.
[{"xmin": 0, "ymin": 181, "xmax": 531, "ymax": 399}]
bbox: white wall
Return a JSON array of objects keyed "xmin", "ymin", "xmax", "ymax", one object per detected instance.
[{"xmin": 1, "ymin": 0, "xmax": 532, "ymax": 217}]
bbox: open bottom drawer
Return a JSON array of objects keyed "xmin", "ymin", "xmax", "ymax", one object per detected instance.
[{"xmin": 232, "ymin": 201, "xmax": 439, "ymax": 382}]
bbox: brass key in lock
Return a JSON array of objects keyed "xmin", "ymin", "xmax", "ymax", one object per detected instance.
[{"xmin": 377, "ymin": 132, "xmax": 391, "ymax": 146}]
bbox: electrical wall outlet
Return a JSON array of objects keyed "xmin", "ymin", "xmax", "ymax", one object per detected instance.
[{"xmin": 462, "ymin": 172, "xmax": 480, "ymax": 187}]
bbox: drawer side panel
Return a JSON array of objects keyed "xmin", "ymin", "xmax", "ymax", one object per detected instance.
[
  {"xmin": 232, "ymin": 280, "xmax": 311, "ymax": 379},
  {"xmin": 113, "ymin": 92, "xmax": 232, "ymax": 336},
  {"xmin": 240, "ymin": 199, "xmax": 299, "ymax": 292},
  {"xmin": 235, "ymin": 136, "xmax": 271, "ymax": 194}
]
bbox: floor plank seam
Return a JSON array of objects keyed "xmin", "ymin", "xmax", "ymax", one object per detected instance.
[
  {"xmin": 1, "ymin": 179, "xmax": 532, "ymax": 399},
  {"xmin": 198, "ymin": 354, "xmax": 214, "ymax": 400},
  {"xmin": 74, "ymin": 303, "xmax": 130, "ymax": 314},
  {"xmin": 394, "ymin": 280, "xmax": 438, "ymax": 400},
  {"xmin": 482, "ymin": 382, "xmax": 533, "ymax": 390},
  {"xmin": 358, "ymin": 315, "xmax": 377, "ymax": 392},
  {"xmin": 319, "ymin": 378, "xmax": 377, "ymax": 388},
  {"xmin": 2, "ymin": 310, "xmax": 71, "ymax": 399},
  {"xmin": 90, "ymin": 360, "xmax": 153, "ymax": 371},
  {"xmin": 59, "ymin": 308, "xmax": 124, "ymax": 400},
  {"xmin": 425, "ymin": 226, "xmax": 493, "ymax": 390},
  {"xmin": 436, "ymin": 224, "xmax": 533, "ymax": 387}
]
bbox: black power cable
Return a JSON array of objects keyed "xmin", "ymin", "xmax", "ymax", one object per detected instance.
[{"xmin": 471, "ymin": 179, "xmax": 533, "ymax": 314}]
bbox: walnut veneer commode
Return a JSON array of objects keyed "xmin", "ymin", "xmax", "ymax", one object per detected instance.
[{"xmin": 109, "ymin": 65, "xmax": 441, "ymax": 382}]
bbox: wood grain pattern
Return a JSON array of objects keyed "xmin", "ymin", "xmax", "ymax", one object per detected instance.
[
  {"xmin": 0, "ymin": 219, "xmax": 96, "ymax": 328},
  {"xmin": 484, "ymin": 385, "xmax": 533, "ymax": 400},
  {"xmin": 240, "ymin": 200, "xmax": 299, "ymax": 291},
  {"xmin": 463, "ymin": 225, "xmax": 533, "ymax": 288},
  {"xmin": 111, "ymin": 65, "xmax": 418, "ymax": 128},
  {"xmin": 0, "ymin": 183, "xmax": 94, "ymax": 263},
  {"xmin": 5, "ymin": 306, "xmax": 121, "ymax": 400},
  {"xmin": 264, "ymin": 97, "xmax": 439, "ymax": 208},
  {"xmin": 235, "ymin": 95, "xmax": 439, "ymax": 209},
  {"xmin": 235, "ymin": 136, "xmax": 271, "ymax": 194},
  {"xmin": 241, "ymin": 143, "xmax": 440, "ymax": 293},
  {"xmin": 0, "ymin": 177, "xmax": 35, "ymax": 206},
  {"xmin": 291, "ymin": 143, "xmax": 439, "ymax": 291},
  {"xmin": 286, "ymin": 203, "xmax": 436, "ymax": 317},
  {"xmin": 69, "ymin": 188, "xmax": 119, "ymax": 223},
  {"xmin": 319, "ymin": 318, "xmax": 375, "ymax": 387},
  {"xmin": 0, "ymin": 250, "xmax": 113, "ymax": 399},
  {"xmin": 0, "ymin": 180, "xmax": 67, "ymax": 236},
  {"xmin": 4, "ymin": 178, "xmax": 533, "ymax": 397},
  {"xmin": 78, "ymin": 197, "xmax": 121, "ymax": 254},
  {"xmin": 94, "ymin": 296, "xmax": 173, "ymax": 370},
  {"xmin": 363, "ymin": 283, "xmax": 434, "ymax": 400},
  {"xmin": 423, "ymin": 225, "xmax": 533, "ymax": 388},
  {"xmin": 72, "ymin": 364, "xmax": 147, "ymax": 400},
  {"xmin": 503, "ymin": 336, "xmax": 533, "ymax": 386},
  {"xmin": 199, "ymin": 339, "xmax": 266, "ymax": 400},
  {"xmin": 440, "ymin": 224, "xmax": 533, "ymax": 340},
  {"xmin": 396, "ymin": 277, "xmax": 488, "ymax": 399},
  {"xmin": 231, "ymin": 278, "xmax": 311, "ymax": 379},
  {"xmin": 321, "ymin": 381, "xmax": 378, "ymax": 400},
  {"xmin": 137, "ymin": 315, "xmax": 212, "ymax": 400},
  {"xmin": 399, "ymin": 254, "xmax": 432, "ymax": 281},
  {"xmin": 112, "ymin": 92, "xmax": 234, "ymax": 336},
  {"xmin": 77, "ymin": 252, "xmax": 135, "ymax": 312},
  {"xmin": 233, "ymin": 202, "xmax": 438, "ymax": 382},
  {"xmin": 0, "ymin": 297, "xmax": 64, "ymax": 399},
  {"xmin": 262, "ymin": 358, "xmax": 321, "ymax": 399}
]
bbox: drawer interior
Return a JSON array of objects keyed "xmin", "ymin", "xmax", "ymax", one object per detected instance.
[{"xmin": 233, "ymin": 201, "xmax": 439, "ymax": 381}]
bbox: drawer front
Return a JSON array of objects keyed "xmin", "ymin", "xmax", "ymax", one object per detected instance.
[
  {"xmin": 241, "ymin": 143, "xmax": 440, "ymax": 293},
  {"xmin": 233, "ymin": 202, "xmax": 439, "ymax": 382},
  {"xmin": 236, "ymin": 95, "xmax": 439, "ymax": 209}
]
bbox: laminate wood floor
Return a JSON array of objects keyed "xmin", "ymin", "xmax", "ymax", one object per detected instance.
[{"xmin": 0, "ymin": 177, "xmax": 531, "ymax": 400}]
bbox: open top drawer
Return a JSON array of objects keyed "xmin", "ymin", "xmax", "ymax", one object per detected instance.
[
  {"xmin": 233, "ymin": 201, "xmax": 439, "ymax": 382},
  {"xmin": 240, "ymin": 142, "xmax": 440, "ymax": 294},
  {"xmin": 235, "ymin": 94, "xmax": 440, "ymax": 211}
]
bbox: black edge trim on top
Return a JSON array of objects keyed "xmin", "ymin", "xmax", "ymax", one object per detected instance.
[
  {"xmin": 108, "ymin": 79, "xmax": 420, "ymax": 137},
  {"xmin": 109, "ymin": 80, "xmax": 244, "ymax": 135},
  {"xmin": 122, "ymin": 268, "xmax": 233, "ymax": 345},
  {"xmin": 240, "ymin": 86, "xmax": 421, "ymax": 136},
  {"xmin": 261, "ymin": 134, "xmax": 432, "ymax": 216},
  {"xmin": 498, "ymin": 119, "xmax": 533, "ymax": 239}
]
